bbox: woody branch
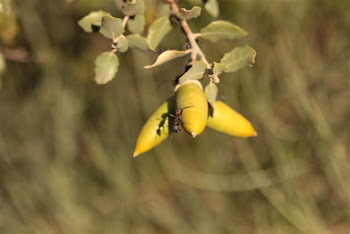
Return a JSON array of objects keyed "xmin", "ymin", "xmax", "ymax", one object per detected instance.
[{"xmin": 166, "ymin": 0, "xmax": 219, "ymax": 83}]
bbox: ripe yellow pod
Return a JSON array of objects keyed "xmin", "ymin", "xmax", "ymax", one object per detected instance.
[
  {"xmin": 175, "ymin": 80, "xmax": 208, "ymax": 137},
  {"xmin": 133, "ymin": 98, "xmax": 175, "ymax": 157},
  {"xmin": 207, "ymin": 101, "xmax": 257, "ymax": 137}
]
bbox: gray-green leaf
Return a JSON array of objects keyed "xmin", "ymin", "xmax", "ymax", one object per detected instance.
[
  {"xmin": 117, "ymin": 36, "xmax": 129, "ymax": 53},
  {"xmin": 126, "ymin": 34, "xmax": 150, "ymax": 51},
  {"xmin": 179, "ymin": 60, "xmax": 206, "ymax": 84},
  {"xmin": 78, "ymin": 10, "xmax": 111, "ymax": 33},
  {"xmin": 200, "ymin": 20, "xmax": 248, "ymax": 42},
  {"xmin": 121, "ymin": 0, "xmax": 145, "ymax": 16},
  {"xmin": 127, "ymin": 14, "xmax": 145, "ymax": 34},
  {"xmin": 157, "ymin": 3, "xmax": 171, "ymax": 18},
  {"xmin": 94, "ymin": 52, "xmax": 119, "ymax": 85},
  {"xmin": 204, "ymin": 0, "xmax": 219, "ymax": 18},
  {"xmin": 204, "ymin": 83, "xmax": 218, "ymax": 108},
  {"xmin": 144, "ymin": 49, "xmax": 191, "ymax": 69},
  {"xmin": 147, "ymin": 16, "xmax": 172, "ymax": 51},
  {"xmin": 213, "ymin": 62, "xmax": 226, "ymax": 76},
  {"xmin": 99, "ymin": 16, "xmax": 124, "ymax": 40},
  {"xmin": 176, "ymin": 6, "xmax": 201, "ymax": 20},
  {"xmin": 219, "ymin": 46, "xmax": 256, "ymax": 73}
]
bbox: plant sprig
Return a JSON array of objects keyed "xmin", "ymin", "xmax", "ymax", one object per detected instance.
[
  {"xmin": 78, "ymin": 0, "xmax": 256, "ymax": 107},
  {"xmin": 166, "ymin": 0, "xmax": 218, "ymax": 83},
  {"xmin": 78, "ymin": 0, "xmax": 258, "ymax": 156}
]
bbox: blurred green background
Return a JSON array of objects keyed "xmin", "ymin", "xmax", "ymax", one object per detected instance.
[{"xmin": 0, "ymin": 0, "xmax": 349, "ymax": 233}]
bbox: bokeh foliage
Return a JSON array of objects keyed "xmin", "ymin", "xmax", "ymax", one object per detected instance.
[{"xmin": 0, "ymin": 0, "xmax": 349, "ymax": 233}]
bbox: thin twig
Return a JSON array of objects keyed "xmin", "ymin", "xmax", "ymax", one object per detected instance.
[
  {"xmin": 167, "ymin": 0, "xmax": 209, "ymax": 67},
  {"xmin": 167, "ymin": 0, "xmax": 219, "ymax": 83},
  {"xmin": 112, "ymin": 0, "xmax": 133, "ymax": 47},
  {"xmin": 122, "ymin": 15, "xmax": 129, "ymax": 28},
  {"xmin": 112, "ymin": 16, "xmax": 130, "ymax": 45},
  {"xmin": 117, "ymin": 0, "xmax": 136, "ymax": 28}
]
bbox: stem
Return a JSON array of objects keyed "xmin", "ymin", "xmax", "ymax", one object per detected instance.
[
  {"xmin": 113, "ymin": 16, "xmax": 130, "ymax": 45},
  {"xmin": 112, "ymin": 0, "xmax": 135, "ymax": 44},
  {"xmin": 182, "ymin": 20, "xmax": 210, "ymax": 67},
  {"xmin": 167, "ymin": 0, "xmax": 219, "ymax": 83},
  {"xmin": 122, "ymin": 15, "xmax": 129, "ymax": 28}
]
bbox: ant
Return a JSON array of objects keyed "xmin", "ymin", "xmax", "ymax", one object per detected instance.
[{"xmin": 170, "ymin": 106, "xmax": 194, "ymax": 134}]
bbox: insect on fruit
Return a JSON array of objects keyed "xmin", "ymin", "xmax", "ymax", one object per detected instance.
[{"xmin": 170, "ymin": 106, "xmax": 194, "ymax": 134}]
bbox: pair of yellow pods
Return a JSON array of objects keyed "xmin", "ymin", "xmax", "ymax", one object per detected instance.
[{"xmin": 133, "ymin": 80, "xmax": 257, "ymax": 157}]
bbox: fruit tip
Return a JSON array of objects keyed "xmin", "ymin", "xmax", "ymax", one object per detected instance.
[
  {"xmin": 253, "ymin": 131, "xmax": 258, "ymax": 137},
  {"xmin": 191, "ymin": 132, "xmax": 197, "ymax": 138},
  {"xmin": 133, "ymin": 152, "xmax": 138, "ymax": 158}
]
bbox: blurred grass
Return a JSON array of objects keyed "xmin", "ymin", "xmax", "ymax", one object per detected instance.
[{"xmin": 0, "ymin": 0, "xmax": 349, "ymax": 233}]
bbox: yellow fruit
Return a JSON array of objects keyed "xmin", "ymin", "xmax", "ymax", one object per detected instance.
[
  {"xmin": 207, "ymin": 101, "xmax": 257, "ymax": 137},
  {"xmin": 175, "ymin": 80, "xmax": 208, "ymax": 137},
  {"xmin": 133, "ymin": 98, "xmax": 175, "ymax": 157}
]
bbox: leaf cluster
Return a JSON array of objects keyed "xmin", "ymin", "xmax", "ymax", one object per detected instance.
[
  {"xmin": 78, "ymin": 0, "xmax": 149, "ymax": 84},
  {"xmin": 140, "ymin": 3, "xmax": 256, "ymax": 109},
  {"xmin": 78, "ymin": 0, "xmax": 256, "ymax": 110}
]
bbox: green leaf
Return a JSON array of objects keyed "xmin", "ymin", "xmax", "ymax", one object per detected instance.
[
  {"xmin": 99, "ymin": 16, "xmax": 124, "ymax": 40},
  {"xmin": 144, "ymin": 49, "xmax": 191, "ymax": 69},
  {"xmin": 200, "ymin": 20, "xmax": 248, "ymax": 42},
  {"xmin": 94, "ymin": 52, "xmax": 119, "ymax": 85},
  {"xmin": 157, "ymin": 3, "xmax": 171, "ymax": 18},
  {"xmin": 213, "ymin": 62, "xmax": 226, "ymax": 76},
  {"xmin": 176, "ymin": 6, "xmax": 201, "ymax": 20},
  {"xmin": 117, "ymin": 36, "xmax": 129, "ymax": 53},
  {"xmin": 121, "ymin": 0, "xmax": 145, "ymax": 16},
  {"xmin": 127, "ymin": 14, "xmax": 145, "ymax": 34},
  {"xmin": 78, "ymin": 10, "xmax": 111, "ymax": 33},
  {"xmin": 147, "ymin": 16, "xmax": 172, "ymax": 51},
  {"xmin": 204, "ymin": 83, "xmax": 218, "ymax": 108},
  {"xmin": 204, "ymin": 0, "xmax": 219, "ymax": 18},
  {"xmin": 179, "ymin": 60, "xmax": 206, "ymax": 84},
  {"xmin": 219, "ymin": 46, "xmax": 256, "ymax": 73},
  {"xmin": 126, "ymin": 34, "xmax": 150, "ymax": 51}
]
